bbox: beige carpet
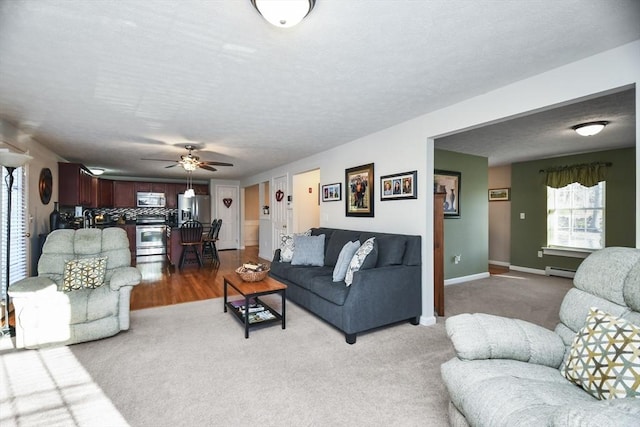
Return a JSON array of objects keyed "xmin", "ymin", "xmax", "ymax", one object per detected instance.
[{"xmin": 1, "ymin": 270, "xmax": 573, "ymax": 427}]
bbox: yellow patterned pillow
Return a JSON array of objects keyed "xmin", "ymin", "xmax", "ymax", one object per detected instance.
[
  {"xmin": 560, "ymin": 307, "xmax": 640, "ymax": 399},
  {"xmin": 62, "ymin": 257, "xmax": 107, "ymax": 291}
]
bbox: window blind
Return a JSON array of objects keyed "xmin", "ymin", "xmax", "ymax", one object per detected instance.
[{"xmin": 1, "ymin": 165, "xmax": 28, "ymax": 300}]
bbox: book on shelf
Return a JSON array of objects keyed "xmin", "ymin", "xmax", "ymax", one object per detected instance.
[
  {"xmin": 229, "ymin": 298, "xmax": 265, "ymax": 314},
  {"xmin": 248, "ymin": 310, "xmax": 276, "ymax": 323}
]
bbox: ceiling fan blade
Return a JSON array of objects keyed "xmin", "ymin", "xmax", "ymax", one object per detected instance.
[
  {"xmin": 165, "ymin": 163, "xmax": 179, "ymax": 168},
  {"xmin": 200, "ymin": 161, "xmax": 234, "ymax": 167},
  {"xmin": 141, "ymin": 158, "xmax": 175, "ymax": 162},
  {"xmin": 199, "ymin": 165, "xmax": 218, "ymax": 172}
]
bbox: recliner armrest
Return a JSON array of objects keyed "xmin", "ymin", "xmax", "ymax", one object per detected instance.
[
  {"xmin": 109, "ymin": 267, "xmax": 142, "ymax": 291},
  {"xmin": 446, "ymin": 313, "xmax": 566, "ymax": 368},
  {"xmin": 8, "ymin": 276, "xmax": 58, "ymax": 296}
]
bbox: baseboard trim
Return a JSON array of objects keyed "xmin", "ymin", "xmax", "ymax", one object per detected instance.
[
  {"xmin": 509, "ymin": 265, "xmax": 546, "ymax": 275},
  {"xmin": 444, "ymin": 272, "xmax": 490, "ymax": 286},
  {"xmin": 420, "ymin": 315, "xmax": 436, "ymax": 326},
  {"xmin": 488, "ymin": 260, "xmax": 510, "ymax": 267}
]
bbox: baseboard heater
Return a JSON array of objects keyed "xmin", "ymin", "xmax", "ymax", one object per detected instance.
[{"xmin": 545, "ymin": 266, "xmax": 576, "ymax": 279}]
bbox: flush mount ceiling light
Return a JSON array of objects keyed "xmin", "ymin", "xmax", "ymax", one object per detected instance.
[
  {"xmin": 251, "ymin": 0, "xmax": 315, "ymax": 28},
  {"xmin": 89, "ymin": 168, "xmax": 105, "ymax": 176},
  {"xmin": 572, "ymin": 121, "xmax": 609, "ymax": 136}
]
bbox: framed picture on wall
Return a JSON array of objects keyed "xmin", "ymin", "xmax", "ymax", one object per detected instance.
[
  {"xmin": 488, "ymin": 188, "xmax": 510, "ymax": 201},
  {"xmin": 345, "ymin": 163, "xmax": 374, "ymax": 217},
  {"xmin": 434, "ymin": 169, "xmax": 461, "ymax": 218},
  {"xmin": 322, "ymin": 183, "xmax": 342, "ymax": 202},
  {"xmin": 380, "ymin": 170, "xmax": 417, "ymax": 200}
]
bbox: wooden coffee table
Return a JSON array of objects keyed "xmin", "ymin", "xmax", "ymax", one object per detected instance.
[{"xmin": 223, "ymin": 274, "xmax": 287, "ymax": 339}]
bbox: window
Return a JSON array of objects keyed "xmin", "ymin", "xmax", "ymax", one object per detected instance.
[
  {"xmin": 547, "ymin": 181, "xmax": 605, "ymax": 250},
  {"xmin": 1, "ymin": 166, "xmax": 28, "ymax": 301}
]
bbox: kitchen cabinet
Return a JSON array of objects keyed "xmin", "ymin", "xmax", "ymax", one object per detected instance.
[
  {"xmin": 165, "ymin": 183, "xmax": 181, "ymax": 209},
  {"xmin": 113, "ymin": 181, "xmax": 136, "ymax": 208},
  {"xmin": 118, "ymin": 224, "xmax": 136, "ymax": 263},
  {"xmin": 166, "ymin": 226, "xmax": 182, "ymax": 267},
  {"xmin": 98, "ymin": 179, "xmax": 113, "ymax": 207},
  {"xmin": 135, "ymin": 182, "xmax": 167, "ymax": 193},
  {"xmin": 58, "ymin": 162, "xmax": 96, "ymax": 207},
  {"xmin": 193, "ymin": 184, "xmax": 209, "ymax": 195}
]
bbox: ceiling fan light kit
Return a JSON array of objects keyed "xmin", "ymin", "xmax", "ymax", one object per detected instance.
[
  {"xmin": 572, "ymin": 121, "xmax": 609, "ymax": 136},
  {"xmin": 251, "ymin": 0, "xmax": 315, "ymax": 28}
]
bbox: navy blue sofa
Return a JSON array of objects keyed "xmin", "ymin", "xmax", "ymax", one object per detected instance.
[{"xmin": 270, "ymin": 227, "xmax": 422, "ymax": 344}]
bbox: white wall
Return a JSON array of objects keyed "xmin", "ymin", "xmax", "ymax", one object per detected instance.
[
  {"xmin": 1, "ymin": 120, "xmax": 62, "ymax": 274},
  {"xmin": 292, "ymin": 169, "xmax": 320, "ymax": 233},
  {"xmin": 245, "ymin": 41, "xmax": 640, "ymax": 326}
]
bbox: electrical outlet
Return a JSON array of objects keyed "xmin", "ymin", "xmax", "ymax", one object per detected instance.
[
  {"xmin": 520, "ymin": 212, "xmax": 526, "ymax": 219},
  {"xmin": 454, "ymin": 255, "xmax": 461, "ymax": 264},
  {"xmin": 537, "ymin": 251, "xmax": 543, "ymax": 258}
]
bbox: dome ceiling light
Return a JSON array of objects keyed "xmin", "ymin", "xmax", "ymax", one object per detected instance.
[
  {"xmin": 572, "ymin": 121, "xmax": 609, "ymax": 136},
  {"xmin": 251, "ymin": 0, "xmax": 316, "ymax": 28}
]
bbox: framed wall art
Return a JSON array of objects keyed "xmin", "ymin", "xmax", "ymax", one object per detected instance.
[
  {"xmin": 345, "ymin": 163, "xmax": 374, "ymax": 217},
  {"xmin": 434, "ymin": 169, "xmax": 461, "ymax": 218},
  {"xmin": 488, "ymin": 188, "xmax": 510, "ymax": 201},
  {"xmin": 322, "ymin": 183, "xmax": 342, "ymax": 202},
  {"xmin": 381, "ymin": 170, "xmax": 417, "ymax": 201}
]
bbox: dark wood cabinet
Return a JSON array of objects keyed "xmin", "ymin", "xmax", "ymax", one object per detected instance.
[
  {"xmin": 118, "ymin": 224, "xmax": 136, "ymax": 263},
  {"xmin": 58, "ymin": 162, "xmax": 95, "ymax": 207},
  {"xmin": 135, "ymin": 182, "xmax": 167, "ymax": 193},
  {"xmin": 434, "ymin": 193, "xmax": 445, "ymax": 316},
  {"xmin": 166, "ymin": 183, "xmax": 180, "ymax": 208},
  {"xmin": 193, "ymin": 184, "xmax": 209, "ymax": 195},
  {"xmin": 113, "ymin": 181, "xmax": 136, "ymax": 208},
  {"xmin": 98, "ymin": 179, "xmax": 113, "ymax": 207}
]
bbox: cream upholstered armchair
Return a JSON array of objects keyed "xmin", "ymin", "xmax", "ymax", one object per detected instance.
[
  {"xmin": 9, "ymin": 228, "xmax": 141, "ymax": 349},
  {"xmin": 441, "ymin": 247, "xmax": 640, "ymax": 427}
]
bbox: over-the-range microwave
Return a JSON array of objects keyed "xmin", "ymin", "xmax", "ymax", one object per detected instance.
[{"xmin": 136, "ymin": 192, "xmax": 166, "ymax": 208}]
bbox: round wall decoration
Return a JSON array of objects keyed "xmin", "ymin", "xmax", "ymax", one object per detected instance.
[{"xmin": 39, "ymin": 168, "xmax": 53, "ymax": 205}]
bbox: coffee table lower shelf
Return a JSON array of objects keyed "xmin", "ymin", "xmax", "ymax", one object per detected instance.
[{"xmin": 223, "ymin": 275, "xmax": 287, "ymax": 339}]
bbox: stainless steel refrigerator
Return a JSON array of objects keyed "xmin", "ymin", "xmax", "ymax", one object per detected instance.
[{"xmin": 177, "ymin": 194, "xmax": 211, "ymax": 226}]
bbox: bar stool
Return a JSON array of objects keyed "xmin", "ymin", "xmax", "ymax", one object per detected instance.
[
  {"xmin": 202, "ymin": 219, "xmax": 221, "ymax": 265},
  {"xmin": 179, "ymin": 220, "xmax": 204, "ymax": 269}
]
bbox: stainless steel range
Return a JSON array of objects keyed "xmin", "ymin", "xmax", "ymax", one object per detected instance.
[{"xmin": 136, "ymin": 215, "xmax": 166, "ymax": 262}]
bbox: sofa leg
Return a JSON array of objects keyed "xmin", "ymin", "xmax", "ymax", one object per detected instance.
[
  {"xmin": 345, "ymin": 333, "xmax": 356, "ymax": 344},
  {"xmin": 410, "ymin": 316, "xmax": 420, "ymax": 325}
]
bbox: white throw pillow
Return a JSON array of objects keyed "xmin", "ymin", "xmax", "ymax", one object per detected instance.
[
  {"xmin": 332, "ymin": 240, "xmax": 361, "ymax": 282},
  {"xmin": 344, "ymin": 237, "xmax": 376, "ymax": 286},
  {"xmin": 279, "ymin": 229, "xmax": 311, "ymax": 262}
]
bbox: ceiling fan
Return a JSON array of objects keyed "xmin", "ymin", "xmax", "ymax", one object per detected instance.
[{"xmin": 141, "ymin": 145, "xmax": 233, "ymax": 172}]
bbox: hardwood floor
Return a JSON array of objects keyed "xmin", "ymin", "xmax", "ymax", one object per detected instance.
[
  {"xmin": 130, "ymin": 246, "xmax": 266, "ymax": 310},
  {"xmin": 488, "ymin": 264, "xmax": 509, "ymax": 275}
]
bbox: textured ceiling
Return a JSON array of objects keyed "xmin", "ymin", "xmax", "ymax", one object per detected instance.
[{"xmin": 0, "ymin": 1, "xmax": 638, "ymax": 180}]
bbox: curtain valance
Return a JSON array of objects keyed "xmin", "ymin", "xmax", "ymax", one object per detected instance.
[{"xmin": 540, "ymin": 162, "xmax": 611, "ymax": 188}]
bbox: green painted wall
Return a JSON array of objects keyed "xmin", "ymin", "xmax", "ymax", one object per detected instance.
[
  {"xmin": 511, "ymin": 147, "xmax": 636, "ymax": 270},
  {"xmin": 435, "ymin": 149, "xmax": 488, "ymax": 279}
]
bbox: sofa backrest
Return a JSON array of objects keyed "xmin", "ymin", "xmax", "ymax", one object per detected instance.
[
  {"xmin": 37, "ymin": 228, "xmax": 133, "ymax": 286},
  {"xmin": 555, "ymin": 247, "xmax": 640, "ymax": 349},
  {"xmin": 310, "ymin": 227, "xmax": 421, "ymax": 268}
]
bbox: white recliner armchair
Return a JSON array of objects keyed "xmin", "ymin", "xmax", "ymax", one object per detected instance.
[
  {"xmin": 9, "ymin": 228, "xmax": 142, "ymax": 349},
  {"xmin": 441, "ymin": 247, "xmax": 640, "ymax": 427}
]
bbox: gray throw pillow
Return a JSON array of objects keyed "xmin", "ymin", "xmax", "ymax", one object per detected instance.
[
  {"xmin": 291, "ymin": 234, "xmax": 325, "ymax": 266},
  {"xmin": 344, "ymin": 237, "xmax": 376, "ymax": 286},
  {"xmin": 332, "ymin": 240, "xmax": 361, "ymax": 282},
  {"xmin": 279, "ymin": 229, "xmax": 311, "ymax": 262}
]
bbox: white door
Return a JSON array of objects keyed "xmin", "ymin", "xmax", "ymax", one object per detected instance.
[
  {"xmin": 271, "ymin": 174, "xmax": 288, "ymax": 253},
  {"xmin": 216, "ymin": 185, "xmax": 239, "ymax": 250}
]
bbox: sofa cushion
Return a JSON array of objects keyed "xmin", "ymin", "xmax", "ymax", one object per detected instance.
[
  {"xmin": 308, "ymin": 275, "xmax": 350, "ymax": 306},
  {"xmin": 279, "ymin": 229, "xmax": 311, "ymax": 262},
  {"xmin": 332, "ymin": 240, "xmax": 361, "ymax": 282},
  {"xmin": 375, "ymin": 235, "xmax": 407, "ymax": 267},
  {"xmin": 62, "ymin": 256, "xmax": 107, "ymax": 292},
  {"xmin": 560, "ymin": 307, "xmax": 640, "ymax": 400},
  {"xmin": 291, "ymin": 234, "xmax": 325, "ymax": 266},
  {"xmin": 287, "ymin": 266, "xmax": 333, "ymax": 290},
  {"xmin": 345, "ymin": 237, "xmax": 376, "ymax": 286},
  {"xmin": 324, "ymin": 230, "xmax": 362, "ymax": 267}
]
